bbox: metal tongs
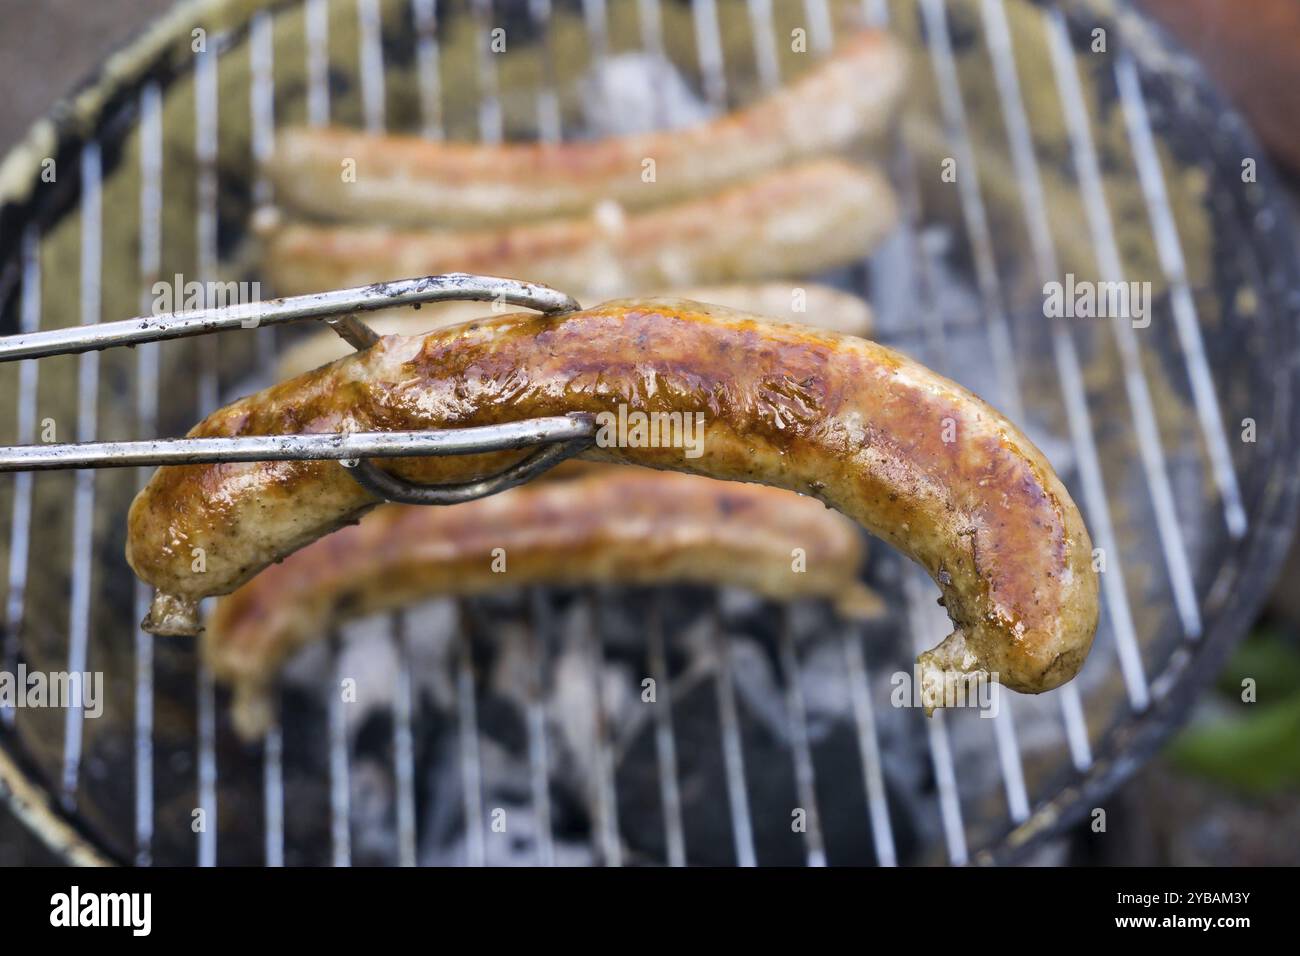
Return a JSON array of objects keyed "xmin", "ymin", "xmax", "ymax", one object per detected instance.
[{"xmin": 0, "ymin": 273, "xmax": 597, "ymax": 504}]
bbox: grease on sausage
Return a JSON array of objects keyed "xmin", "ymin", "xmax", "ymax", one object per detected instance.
[{"xmin": 126, "ymin": 298, "xmax": 1099, "ymax": 709}]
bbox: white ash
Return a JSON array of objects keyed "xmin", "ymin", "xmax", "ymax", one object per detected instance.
[{"xmin": 580, "ymin": 52, "xmax": 712, "ymax": 138}]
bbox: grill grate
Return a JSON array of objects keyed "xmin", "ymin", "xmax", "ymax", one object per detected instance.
[{"xmin": 1, "ymin": 0, "xmax": 1298, "ymax": 867}]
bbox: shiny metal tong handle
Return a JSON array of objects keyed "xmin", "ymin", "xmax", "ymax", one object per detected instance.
[{"xmin": 0, "ymin": 274, "xmax": 595, "ymax": 504}]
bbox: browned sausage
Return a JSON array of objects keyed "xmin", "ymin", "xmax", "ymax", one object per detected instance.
[
  {"xmin": 209, "ymin": 468, "xmax": 879, "ymax": 738},
  {"xmin": 261, "ymin": 160, "xmax": 896, "ymax": 298},
  {"xmin": 126, "ymin": 298, "xmax": 1098, "ymax": 709},
  {"xmin": 265, "ymin": 30, "xmax": 907, "ymax": 227}
]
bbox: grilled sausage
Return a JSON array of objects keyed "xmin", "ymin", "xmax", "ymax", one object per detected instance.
[
  {"xmin": 275, "ymin": 281, "xmax": 873, "ymax": 378},
  {"xmin": 265, "ymin": 30, "xmax": 906, "ymax": 227},
  {"xmin": 209, "ymin": 468, "xmax": 880, "ymax": 738},
  {"xmin": 261, "ymin": 160, "xmax": 897, "ymax": 299},
  {"xmin": 126, "ymin": 298, "xmax": 1099, "ymax": 709}
]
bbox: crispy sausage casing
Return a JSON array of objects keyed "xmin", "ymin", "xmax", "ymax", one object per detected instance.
[
  {"xmin": 209, "ymin": 468, "xmax": 878, "ymax": 737},
  {"xmin": 266, "ymin": 30, "xmax": 906, "ymax": 227},
  {"xmin": 262, "ymin": 160, "xmax": 896, "ymax": 299},
  {"xmin": 127, "ymin": 299, "xmax": 1098, "ymax": 705}
]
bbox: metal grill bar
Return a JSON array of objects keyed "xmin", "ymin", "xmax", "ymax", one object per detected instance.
[
  {"xmin": 841, "ymin": 630, "xmax": 896, "ymax": 866},
  {"xmin": 747, "ymin": 0, "xmax": 908, "ymax": 865},
  {"xmin": 250, "ymin": 12, "xmax": 276, "ymax": 205},
  {"xmin": 131, "ymin": 546, "xmax": 154, "ymax": 859},
  {"xmin": 356, "ymin": 5, "xmax": 413, "ymax": 871},
  {"xmin": 857, "ymin": 0, "xmax": 988, "ymax": 860},
  {"xmin": 778, "ymin": 609, "xmax": 827, "ymax": 866},
  {"xmin": 680, "ymin": 26, "xmax": 758, "ymax": 866},
  {"xmin": 353, "ymin": 0, "xmax": 382, "ymax": 140},
  {"xmin": 533, "ymin": 20, "xmax": 559, "ymax": 143},
  {"xmin": 740, "ymin": 3, "xmax": 901, "ymax": 865},
  {"xmin": 355, "ymin": 22, "xmax": 421, "ymax": 866},
  {"xmin": 582, "ymin": 0, "xmax": 609, "ymax": 62},
  {"xmin": 1045, "ymin": 7, "xmax": 1201, "ymax": 641},
  {"xmin": 328, "ymin": 635, "xmax": 352, "ymax": 866},
  {"xmin": 691, "ymin": 0, "xmax": 726, "ymax": 111},
  {"xmin": 912, "ymin": 1, "xmax": 1026, "ymax": 818},
  {"xmin": 743, "ymin": 8, "xmax": 831, "ymax": 867},
  {"xmin": 587, "ymin": 597, "xmax": 621, "ymax": 866},
  {"xmin": 527, "ymin": 1, "xmax": 560, "ymax": 144},
  {"xmin": 525, "ymin": 590, "xmax": 555, "ymax": 867},
  {"xmin": 803, "ymin": 0, "xmax": 833, "ymax": 53},
  {"xmin": 921, "ymin": 0, "xmax": 1090, "ymax": 779},
  {"xmin": 392, "ymin": 0, "xmax": 439, "ymax": 871},
  {"xmin": 990, "ymin": 684, "xmax": 1028, "ymax": 821},
  {"xmin": 195, "ymin": 42, "xmax": 221, "ymax": 415},
  {"xmin": 508, "ymin": 11, "xmax": 612, "ymax": 867},
  {"xmin": 250, "ymin": 11, "xmax": 283, "ymax": 438},
  {"xmin": 924, "ymin": 706, "xmax": 966, "ymax": 864},
  {"xmin": 280, "ymin": 0, "xmax": 334, "ymax": 869},
  {"xmin": 413, "ymin": 0, "xmax": 444, "ymax": 140},
  {"xmin": 470, "ymin": 0, "xmax": 503, "ymax": 145},
  {"xmin": 1059, "ymin": 666, "xmax": 1092, "ymax": 770},
  {"xmin": 981, "ymin": 0, "xmax": 1150, "ymax": 712},
  {"xmin": 61, "ymin": 141, "xmax": 102, "ymax": 808},
  {"xmin": 133, "ymin": 80, "xmax": 164, "ymax": 865},
  {"xmin": 247, "ymin": 10, "xmax": 285, "ymax": 871},
  {"xmin": 711, "ymin": 612, "xmax": 756, "ymax": 867},
  {"xmin": 392, "ymin": 615, "xmax": 418, "ymax": 867},
  {"xmin": 1113, "ymin": 51, "xmax": 1247, "ymax": 539},
  {"xmin": 306, "ymin": 0, "xmax": 330, "ymax": 127},
  {"xmin": 861, "ymin": 0, "xmax": 889, "ymax": 32},
  {"xmin": 455, "ymin": 604, "xmax": 486, "ymax": 866},
  {"xmin": 920, "ymin": 0, "xmax": 1021, "ymax": 421},
  {"xmin": 904, "ymin": 567, "xmax": 968, "ymax": 865},
  {"xmin": 195, "ymin": 39, "xmax": 221, "ymax": 867},
  {"xmin": 1, "ymin": 226, "xmax": 39, "ymax": 730},
  {"xmin": 263, "ymin": 713, "xmax": 285, "ymax": 866},
  {"xmin": 358, "ymin": 0, "xmax": 387, "ymax": 133},
  {"xmin": 196, "ymin": 653, "xmax": 218, "ymax": 866},
  {"xmin": 746, "ymin": 0, "xmax": 779, "ymax": 91},
  {"xmin": 646, "ymin": 600, "xmax": 686, "ymax": 867},
  {"xmin": 637, "ymin": 0, "xmax": 663, "ymax": 57}
]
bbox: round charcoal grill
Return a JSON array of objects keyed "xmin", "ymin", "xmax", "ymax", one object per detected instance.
[{"xmin": 0, "ymin": 0, "xmax": 1298, "ymax": 867}]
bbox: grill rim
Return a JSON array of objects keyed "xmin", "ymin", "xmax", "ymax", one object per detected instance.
[
  {"xmin": 0, "ymin": 0, "xmax": 1298, "ymax": 866},
  {"xmin": 980, "ymin": 0, "xmax": 1300, "ymax": 864}
]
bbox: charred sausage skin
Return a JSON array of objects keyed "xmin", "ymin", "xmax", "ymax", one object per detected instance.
[{"xmin": 126, "ymin": 298, "xmax": 1098, "ymax": 706}]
